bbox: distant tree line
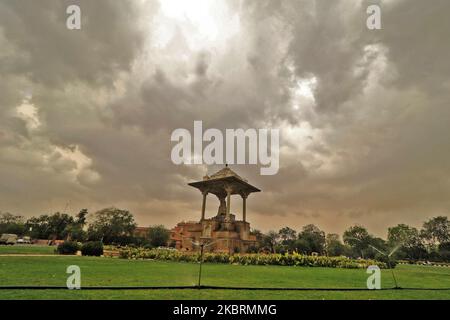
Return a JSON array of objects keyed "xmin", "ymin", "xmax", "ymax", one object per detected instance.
[
  {"xmin": 249, "ymin": 216, "xmax": 450, "ymax": 262},
  {"xmin": 0, "ymin": 208, "xmax": 170, "ymax": 249},
  {"xmin": 1, "ymin": 209, "xmax": 448, "ymax": 262}
]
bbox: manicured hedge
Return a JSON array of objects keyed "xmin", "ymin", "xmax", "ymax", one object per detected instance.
[
  {"xmin": 118, "ymin": 248, "xmax": 389, "ymax": 269},
  {"xmin": 81, "ymin": 241, "xmax": 104, "ymax": 256},
  {"xmin": 57, "ymin": 241, "xmax": 79, "ymax": 255}
]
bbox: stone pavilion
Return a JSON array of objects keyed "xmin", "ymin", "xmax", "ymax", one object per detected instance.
[{"xmin": 170, "ymin": 166, "xmax": 260, "ymax": 253}]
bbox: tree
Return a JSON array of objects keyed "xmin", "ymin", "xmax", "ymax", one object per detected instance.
[
  {"xmin": 325, "ymin": 233, "xmax": 346, "ymax": 257},
  {"xmin": 249, "ymin": 229, "xmax": 264, "ymax": 251},
  {"xmin": 388, "ymin": 224, "xmax": 418, "ymax": 246},
  {"xmin": 26, "ymin": 213, "xmax": 74, "ymax": 240},
  {"xmin": 262, "ymin": 231, "xmax": 279, "ymax": 253},
  {"xmin": 343, "ymin": 225, "xmax": 371, "ymax": 258},
  {"xmin": 148, "ymin": 225, "xmax": 170, "ymax": 247},
  {"xmin": 0, "ymin": 212, "xmax": 23, "ymax": 225},
  {"xmin": 0, "ymin": 212, "xmax": 26, "ymax": 236},
  {"xmin": 365, "ymin": 237, "xmax": 388, "ymax": 259},
  {"xmin": 64, "ymin": 224, "xmax": 87, "ymax": 242},
  {"xmin": 87, "ymin": 207, "xmax": 137, "ymax": 244},
  {"xmin": 420, "ymin": 216, "xmax": 450, "ymax": 248},
  {"xmin": 250, "ymin": 229, "xmax": 264, "ymax": 243},
  {"xmin": 295, "ymin": 224, "xmax": 326, "ymax": 255},
  {"xmin": 278, "ymin": 227, "xmax": 297, "ymax": 243},
  {"xmin": 388, "ymin": 224, "xmax": 427, "ymax": 260},
  {"xmin": 438, "ymin": 242, "xmax": 450, "ymax": 262},
  {"xmin": 294, "ymin": 238, "xmax": 310, "ymax": 254},
  {"xmin": 64, "ymin": 209, "xmax": 89, "ymax": 242},
  {"xmin": 76, "ymin": 208, "xmax": 88, "ymax": 226},
  {"xmin": 278, "ymin": 227, "xmax": 297, "ymax": 252}
]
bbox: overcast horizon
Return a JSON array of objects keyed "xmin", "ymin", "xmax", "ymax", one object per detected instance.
[{"xmin": 1, "ymin": 0, "xmax": 450, "ymax": 238}]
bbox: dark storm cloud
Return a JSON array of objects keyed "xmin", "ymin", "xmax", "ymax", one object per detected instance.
[
  {"xmin": 0, "ymin": 0, "xmax": 449, "ymax": 235},
  {"xmin": 0, "ymin": 0, "xmax": 148, "ymax": 86},
  {"xmin": 0, "ymin": 0, "xmax": 159, "ymax": 215}
]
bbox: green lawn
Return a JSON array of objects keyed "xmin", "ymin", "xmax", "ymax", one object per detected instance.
[
  {"xmin": 0, "ymin": 256, "xmax": 449, "ymax": 299},
  {"xmin": 0, "ymin": 245, "xmax": 56, "ymax": 255}
]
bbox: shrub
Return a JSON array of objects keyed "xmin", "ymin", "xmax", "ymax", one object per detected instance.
[
  {"xmin": 108, "ymin": 235, "xmax": 136, "ymax": 246},
  {"xmin": 81, "ymin": 241, "xmax": 104, "ymax": 256},
  {"xmin": 438, "ymin": 242, "xmax": 450, "ymax": 262},
  {"xmin": 148, "ymin": 225, "xmax": 170, "ymax": 247},
  {"xmin": 247, "ymin": 245, "xmax": 258, "ymax": 253},
  {"xmin": 57, "ymin": 241, "xmax": 79, "ymax": 255}
]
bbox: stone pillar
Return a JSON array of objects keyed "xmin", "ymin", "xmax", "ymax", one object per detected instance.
[
  {"xmin": 225, "ymin": 188, "xmax": 232, "ymax": 221},
  {"xmin": 217, "ymin": 196, "xmax": 227, "ymax": 215},
  {"xmin": 201, "ymin": 190, "xmax": 208, "ymax": 221},
  {"xmin": 242, "ymin": 193, "xmax": 248, "ymax": 222}
]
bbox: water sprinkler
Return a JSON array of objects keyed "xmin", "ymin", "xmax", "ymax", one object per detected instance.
[
  {"xmin": 346, "ymin": 236, "xmax": 401, "ymax": 289},
  {"xmin": 190, "ymin": 239, "xmax": 217, "ymax": 287}
]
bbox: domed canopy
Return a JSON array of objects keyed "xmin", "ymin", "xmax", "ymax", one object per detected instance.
[{"xmin": 188, "ymin": 166, "xmax": 260, "ymax": 197}]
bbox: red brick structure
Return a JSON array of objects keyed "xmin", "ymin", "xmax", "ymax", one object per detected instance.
[{"xmin": 170, "ymin": 166, "xmax": 260, "ymax": 254}]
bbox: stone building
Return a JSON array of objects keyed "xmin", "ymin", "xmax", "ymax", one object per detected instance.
[{"xmin": 170, "ymin": 166, "xmax": 260, "ymax": 253}]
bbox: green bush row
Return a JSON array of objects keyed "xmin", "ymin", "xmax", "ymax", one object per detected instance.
[
  {"xmin": 56, "ymin": 241, "xmax": 79, "ymax": 255},
  {"xmin": 118, "ymin": 248, "xmax": 389, "ymax": 269},
  {"xmin": 56, "ymin": 241, "xmax": 103, "ymax": 256},
  {"xmin": 81, "ymin": 241, "xmax": 104, "ymax": 256}
]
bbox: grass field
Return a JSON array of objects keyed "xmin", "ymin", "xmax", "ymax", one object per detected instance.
[
  {"xmin": 0, "ymin": 245, "xmax": 56, "ymax": 255},
  {"xmin": 0, "ymin": 255, "xmax": 449, "ymax": 299}
]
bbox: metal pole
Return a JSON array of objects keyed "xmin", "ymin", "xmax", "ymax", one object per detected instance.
[
  {"xmin": 198, "ymin": 244, "xmax": 204, "ymax": 287},
  {"xmin": 387, "ymin": 258, "xmax": 399, "ymax": 289}
]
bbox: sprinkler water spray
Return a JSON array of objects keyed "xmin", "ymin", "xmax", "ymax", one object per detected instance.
[{"xmin": 346, "ymin": 237, "xmax": 402, "ymax": 289}]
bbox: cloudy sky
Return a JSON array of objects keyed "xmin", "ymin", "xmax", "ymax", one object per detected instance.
[{"xmin": 0, "ymin": 0, "xmax": 449, "ymax": 237}]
